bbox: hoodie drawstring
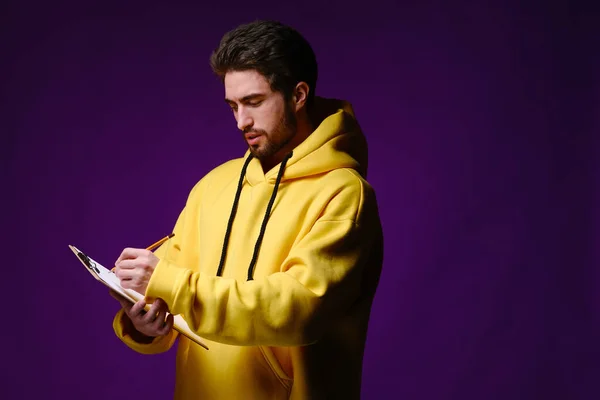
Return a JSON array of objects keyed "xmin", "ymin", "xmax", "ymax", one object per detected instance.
[{"xmin": 216, "ymin": 151, "xmax": 293, "ymax": 280}]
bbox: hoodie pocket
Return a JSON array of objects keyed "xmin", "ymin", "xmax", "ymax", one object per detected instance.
[{"xmin": 259, "ymin": 346, "xmax": 293, "ymax": 392}]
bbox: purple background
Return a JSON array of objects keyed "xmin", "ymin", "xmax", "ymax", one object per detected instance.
[{"xmin": 4, "ymin": 1, "xmax": 599, "ymax": 399}]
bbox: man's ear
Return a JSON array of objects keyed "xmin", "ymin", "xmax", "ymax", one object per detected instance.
[{"xmin": 293, "ymin": 82, "xmax": 310, "ymax": 111}]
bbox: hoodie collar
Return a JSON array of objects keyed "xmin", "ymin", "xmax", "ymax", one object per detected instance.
[{"xmin": 245, "ymin": 96, "xmax": 367, "ymax": 186}]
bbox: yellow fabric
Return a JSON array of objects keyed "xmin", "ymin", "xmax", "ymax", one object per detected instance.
[{"xmin": 113, "ymin": 97, "xmax": 384, "ymax": 399}]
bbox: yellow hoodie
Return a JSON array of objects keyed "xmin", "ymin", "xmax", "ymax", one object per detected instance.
[{"xmin": 113, "ymin": 97, "xmax": 384, "ymax": 399}]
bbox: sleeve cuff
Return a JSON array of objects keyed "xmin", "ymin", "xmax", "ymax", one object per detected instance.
[
  {"xmin": 112, "ymin": 309, "xmax": 178, "ymax": 354},
  {"xmin": 145, "ymin": 258, "xmax": 188, "ymax": 311}
]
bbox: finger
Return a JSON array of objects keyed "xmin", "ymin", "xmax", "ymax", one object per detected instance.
[
  {"xmin": 151, "ymin": 298, "xmax": 170, "ymax": 314},
  {"xmin": 153, "ymin": 298, "xmax": 166, "ymax": 310},
  {"xmin": 118, "ymin": 278, "xmax": 135, "ymax": 291},
  {"xmin": 121, "ymin": 275, "xmax": 149, "ymax": 294},
  {"xmin": 142, "ymin": 300, "xmax": 162, "ymax": 324},
  {"xmin": 115, "ymin": 259, "xmax": 139, "ymax": 270},
  {"xmin": 152, "ymin": 309, "xmax": 167, "ymax": 329},
  {"xmin": 129, "ymin": 299, "xmax": 147, "ymax": 318},
  {"xmin": 120, "ymin": 278, "xmax": 139, "ymax": 292},
  {"xmin": 115, "ymin": 267, "xmax": 137, "ymax": 281},
  {"xmin": 115, "ymin": 248, "xmax": 147, "ymax": 265},
  {"xmin": 157, "ymin": 314, "xmax": 174, "ymax": 336}
]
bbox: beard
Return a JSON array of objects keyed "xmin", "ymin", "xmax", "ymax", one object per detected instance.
[{"xmin": 245, "ymin": 104, "xmax": 297, "ymax": 160}]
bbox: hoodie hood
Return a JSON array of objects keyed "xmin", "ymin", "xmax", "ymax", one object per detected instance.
[
  {"xmin": 245, "ymin": 96, "xmax": 368, "ymax": 186},
  {"xmin": 215, "ymin": 96, "xmax": 370, "ymax": 280}
]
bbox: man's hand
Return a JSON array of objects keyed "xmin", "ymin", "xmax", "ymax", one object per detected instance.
[
  {"xmin": 114, "ymin": 247, "xmax": 159, "ymax": 294},
  {"xmin": 110, "ymin": 290, "xmax": 174, "ymax": 343}
]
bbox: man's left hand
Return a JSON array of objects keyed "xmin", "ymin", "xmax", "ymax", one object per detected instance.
[{"xmin": 114, "ymin": 248, "xmax": 159, "ymax": 295}]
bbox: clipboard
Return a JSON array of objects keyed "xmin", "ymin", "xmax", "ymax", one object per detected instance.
[{"xmin": 69, "ymin": 245, "xmax": 209, "ymax": 350}]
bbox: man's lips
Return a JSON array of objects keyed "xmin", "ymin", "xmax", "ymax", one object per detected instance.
[{"xmin": 245, "ymin": 132, "xmax": 262, "ymax": 145}]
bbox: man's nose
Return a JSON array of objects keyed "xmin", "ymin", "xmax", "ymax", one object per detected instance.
[{"xmin": 237, "ymin": 109, "xmax": 253, "ymax": 131}]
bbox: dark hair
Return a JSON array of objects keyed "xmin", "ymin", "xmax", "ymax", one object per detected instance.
[{"xmin": 210, "ymin": 20, "xmax": 318, "ymax": 108}]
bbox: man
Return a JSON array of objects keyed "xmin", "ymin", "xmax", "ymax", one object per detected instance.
[{"xmin": 110, "ymin": 20, "xmax": 384, "ymax": 399}]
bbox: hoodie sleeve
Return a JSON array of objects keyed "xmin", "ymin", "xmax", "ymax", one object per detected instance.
[{"xmin": 144, "ymin": 177, "xmax": 382, "ymax": 347}]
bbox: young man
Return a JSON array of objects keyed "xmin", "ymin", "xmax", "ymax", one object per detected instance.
[{"xmin": 110, "ymin": 20, "xmax": 384, "ymax": 399}]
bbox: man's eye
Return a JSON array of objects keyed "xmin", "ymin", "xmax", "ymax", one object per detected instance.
[{"xmin": 248, "ymin": 101, "xmax": 262, "ymax": 107}]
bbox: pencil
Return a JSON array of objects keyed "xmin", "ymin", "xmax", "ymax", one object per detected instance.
[{"xmin": 146, "ymin": 233, "xmax": 175, "ymax": 251}]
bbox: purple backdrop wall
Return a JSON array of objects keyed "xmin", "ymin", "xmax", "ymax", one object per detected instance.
[{"xmin": 4, "ymin": 1, "xmax": 599, "ymax": 399}]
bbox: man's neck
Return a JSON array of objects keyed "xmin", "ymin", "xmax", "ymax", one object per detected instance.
[{"xmin": 260, "ymin": 111, "xmax": 314, "ymax": 173}]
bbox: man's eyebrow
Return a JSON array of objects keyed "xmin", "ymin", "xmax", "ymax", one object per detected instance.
[{"xmin": 224, "ymin": 93, "xmax": 265, "ymax": 103}]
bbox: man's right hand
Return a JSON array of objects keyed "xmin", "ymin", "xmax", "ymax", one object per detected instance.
[{"xmin": 110, "ymin": 290, "xmax": 174, "ymax": 343}]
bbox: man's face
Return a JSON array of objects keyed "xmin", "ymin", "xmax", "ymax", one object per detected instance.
[{"xmin": 224, "ymin": 70, "xmax": 297, "ymax": 161}]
